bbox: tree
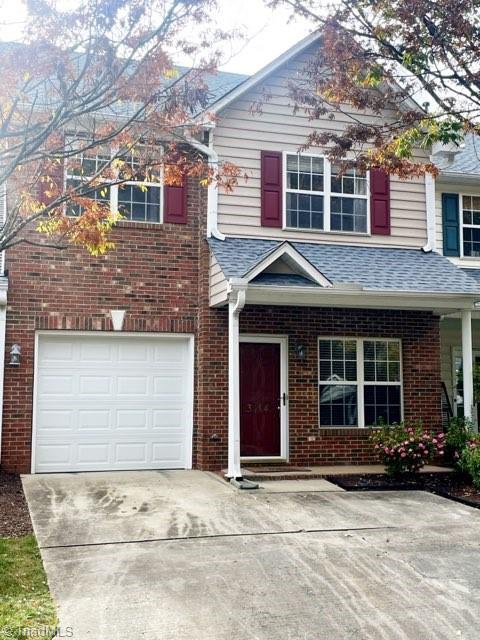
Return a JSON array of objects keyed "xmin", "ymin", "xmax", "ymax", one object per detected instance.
[
  {"xmin": 266, "ymin": 0, "xmax": 480, "ymax": 176},
  {"xmin": 0, "ymin": 0, "xmax": 238, "ymax": 254}
]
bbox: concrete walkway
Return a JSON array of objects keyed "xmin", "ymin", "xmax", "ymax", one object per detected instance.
[{"xmin": 23, "ymin": 470, "xmax": 480, "ymax": 640}]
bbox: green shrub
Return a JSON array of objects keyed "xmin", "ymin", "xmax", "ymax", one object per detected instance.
[
  {"xmin": 460, "ymin": 443, "xmax": 480, "ymax": 489},
  {"xmin": 370, "ymin": 423, "xmax": 445, "ymax": 476},
  {"xmin": 445, "ymin": 417, "xmax": 476, "ymax": 466}
]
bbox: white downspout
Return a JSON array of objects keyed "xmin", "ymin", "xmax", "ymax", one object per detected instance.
[
  {"xmin": 227, "ymin": 286, "xmax": 246, "ymax": 479},
  {"xmin": 422, "ymin": 172, "xmax": 437, "ymax": 252},
  {"xmin": 185, "ymin": 127, "xmax": 225, "ymax": 241}
]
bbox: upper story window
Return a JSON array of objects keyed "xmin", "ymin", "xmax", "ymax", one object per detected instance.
[
  {"xmin": 461, "ymin": 195, "xmax": 480, "ymax": 257},
  {"xmin": 285, "ymin": 153, "xmax": 369, "ymax": 233},
  {"xmin": 65, "ymin": 140, "xmax": 162, "ymax": 223}
]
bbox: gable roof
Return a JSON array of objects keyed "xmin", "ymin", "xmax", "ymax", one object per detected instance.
[
  {"xmin": 242, "ymin": 241, "xmax": 333, "ymax": 287},
  {"xmin": 432, "ymin": 133, "xmax": 480, "ymax": 177},
  {"xmin": 209, "ymin": 237, "xmax": 480, "ymax": 295},
  {"xmin": 198, "ymin": 31, "xmax": 423, "ymax": 120},
  {"xmin": 200, "ymin": 31, "xmax": 320, "ymax": 118}
]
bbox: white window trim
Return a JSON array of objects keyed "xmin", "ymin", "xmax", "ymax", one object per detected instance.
[
  {"xmin": 64, "ymin": 139, "xmax": 164, "ymax": 224},
  {"xmin": 282, "ymin": 151, "xmax": 370, "ymax": 235},
  {"xmin": 459, "ymin": 193, "xmax": 480, "ymax": 259},
  {"xmin": 317, "ymin": 337, "xmax": 403, "ymax": 429}
]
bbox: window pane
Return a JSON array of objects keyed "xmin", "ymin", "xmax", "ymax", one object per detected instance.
[
  {"xmin": 287, "ymin": 172, "xmax": 298, "ymax": 189},
  {"xmin": 364, "ymin": 340, "xmax": 401, "ymax": 383},
  {"xmin": 287, "ymin": 155, "xmax": 298, "ymax": 171},
  {"xmin": 118, "ymin": 184, "xmax": 161, "ymax": 222},
  {"xmin": 286, "ymin": 193, "xmax": 323, "ymax": 230},
  {"xmin": 388, "ymin": 342, "xmax": 400, "ymax": 360},
  {"xmin": 319, "ymin": 384, "xmax": 357, "ymax": 426},
  {"xmin": 319, "ymin": 339, "xmax": 357, "ymax": 383},
  {"xmin": 364, "ymin": 385, "xmax": 401, "ymax": 425},
  {"xmin": 299, "ymin": 155, "xmax": 311, "ymax": 172},
  {"xmin": 299, "ymin": 173, "xmax": 311, "ymax": 190},
  {"xmin": 312, "ymin": 174, "xmax": 324, "ymax": 191},
  {"xmin": 312, "ymin": 157, "xmax": 324, "ymax": 174},
  {"xmin": 331, "ymin": 196, "xmax": 367, "ymax": 233}
]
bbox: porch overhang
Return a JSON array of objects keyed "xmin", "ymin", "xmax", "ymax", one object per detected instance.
[
  {"xmin": 244, "ymin": 284, "xmax": 478, "ymax": 314},
  {"xmin": 209, "ymin": 237, "xmax": 480, "ymax": 314},
  {"xmin": 226, "ymin": 278, "xmax": 479, "ymax": 314}
]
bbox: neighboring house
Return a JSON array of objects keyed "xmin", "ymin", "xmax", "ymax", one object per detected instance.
[
  {"xmin": 1, "ymin": 32, "xmax": 479, "ymax": 476},
  {"xmin": 432, "ymin": 134, "xmax": 480, "ymax": 425}
]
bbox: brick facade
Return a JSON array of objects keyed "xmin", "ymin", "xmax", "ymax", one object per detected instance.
[
  {"xmin": 1, "ymin": 177, "xmax": 207, "ymax": 473},
  {"xmin": 1, "ymin": 176, "xmax": 443, "ymax": 473},
  {"xmin": 197, "ymin": 305, "xmax": 442, "ymax": 469}
]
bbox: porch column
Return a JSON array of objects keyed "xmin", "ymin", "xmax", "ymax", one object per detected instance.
[
  {"xmin": 462, "ymin": 309, "xmax": 474, "ymax": 421},
  {"xmin": 227, "ymin": 288, "xmax": 246, "ymax": 479}
]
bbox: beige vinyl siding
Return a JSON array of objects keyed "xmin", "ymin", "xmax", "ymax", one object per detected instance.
[
  {"xmin": 214, "ymin": 50, "xmax": 428, "ymax": 247},
  {"xmin": 210, "ymin": 253, "xmax": 228, "ymax": 306},
  {"xmin": 435, "ymin": 180, "xmax": 480, "ymax": 268}
]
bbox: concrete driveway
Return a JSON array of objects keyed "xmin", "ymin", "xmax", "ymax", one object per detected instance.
[{"xmin": 23, "ymin": 471, "xmax": 480, "ymax": 640}]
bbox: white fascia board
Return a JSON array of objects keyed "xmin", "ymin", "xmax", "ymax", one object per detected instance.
[
  {"xmin": 196, "ymin": 31, "xmax": 321, "ymax": 120},
  {"xmin": 243, "ymin": 242, "xmax": 333, "ymax": 288},
  {"xmin": 437, "ymin": 171, "xmax": 480, "ymax": 184},
  {"xmin": 245, "ymin": 284, "xmax": 479, "ymax": 312}
]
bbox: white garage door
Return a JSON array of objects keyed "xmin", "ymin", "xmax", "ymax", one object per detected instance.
[{"xmin": 33, "ymin": 333, "xmax": 193, "ymax": 473}]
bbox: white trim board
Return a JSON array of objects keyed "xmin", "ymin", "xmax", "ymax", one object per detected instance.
[{"xmin": 243, "ymin": 241, "xmax": 332, "ymax": 287}]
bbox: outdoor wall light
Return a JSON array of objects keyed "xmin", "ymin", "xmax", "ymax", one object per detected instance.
[
  {"xmin": 9, "ymin": 344, "xmax": 21, "ymax": 366},
  {"xmin": 295, "ymin": 343, "xmax": 307, "ymax": 361}
]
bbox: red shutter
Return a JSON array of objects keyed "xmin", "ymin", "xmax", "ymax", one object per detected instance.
[
  {"xmin": 370, "ymin": 168, "xmax": 390, "ymax": 235},
  {"xmin": 261, "ymin": 151, "xmax": 283, "ymax": 227},
  {"xmin": 164, "ymin": 180, "xmax": 187, "ymax": 224}
]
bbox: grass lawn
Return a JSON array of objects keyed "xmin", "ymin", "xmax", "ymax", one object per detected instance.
[{"xmin": 0, "ymin": 535, "xmax": 57, "ymax": 640}]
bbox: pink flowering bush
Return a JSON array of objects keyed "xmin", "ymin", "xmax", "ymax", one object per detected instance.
[
  {"xmin": 370, "ymin": 423, "xmax": 445, "ymax": 476},
  {"xmin": 459, "ymin": 436, "xmax": 480, "ymax": 489}
]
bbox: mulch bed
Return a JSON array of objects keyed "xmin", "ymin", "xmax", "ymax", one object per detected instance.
[
  {"xmin": 326, "ymin": 472, "xmax": 480, "ymax": 509},
  {"xmin": 0, "ymin": 472, "xmax": 33, "ymax": 537}
]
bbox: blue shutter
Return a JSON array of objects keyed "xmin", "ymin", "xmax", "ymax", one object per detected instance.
[{"xmin": 442, "ymin": 193, "xmax": 460, "ymax": 257}]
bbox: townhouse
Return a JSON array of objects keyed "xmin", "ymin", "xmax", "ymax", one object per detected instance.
[{"xmin": 1, "ymin": 32, "xmax": 478, "ymax": 478}]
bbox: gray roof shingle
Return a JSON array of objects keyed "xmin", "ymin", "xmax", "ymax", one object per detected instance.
[
  {"xmin": 433, "ymin": 133, "xmax": 480, "ymax": 175},
  {"xmin": 209, "ymin": 237, "xmax": 480, "ymax": 295}
]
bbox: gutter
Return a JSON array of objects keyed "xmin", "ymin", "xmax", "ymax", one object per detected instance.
[{"xmin": 185, "ymin": 126, "xmax": 225, "ymax": 241}]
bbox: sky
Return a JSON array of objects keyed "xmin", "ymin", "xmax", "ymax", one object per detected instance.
[{"xmin": 0, "ymin": 0, "xmax": 314, "ymax": 75}]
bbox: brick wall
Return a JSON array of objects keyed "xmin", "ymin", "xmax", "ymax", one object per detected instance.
[
  {"xmin": 197, "ymin": 305, "xmax": 442, "ymax": 469},
  {"xmin": 1, "ymin": 175, "xmax": 443, "ymax": 472},
  {"xmin": 2, "ymin": 177, "xmax": 208, "ymax": 472}
]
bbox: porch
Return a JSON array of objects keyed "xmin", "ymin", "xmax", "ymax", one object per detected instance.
[{"xmin": 208, "ymin": 237, "xmax": 480, "ymax": 480}]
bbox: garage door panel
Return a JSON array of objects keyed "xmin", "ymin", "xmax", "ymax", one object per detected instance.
[
  {"xmin": 77, "ymin": 443, "xmax": 110, "ymax": 465},
  {"xmin": 117, "ymin": 376, "xmax": 149, "ymax": 396},
  {"xmin": 36, "ymin": 443, "xmax": 72, "ymax": 467},
  {"xmin": 153, "ymin": 375, "xmax": 186, "ymax": 396},
  {"xmin": 80, "ymin": 342, "xmax": 113, "ymax": 361},
  {"xmin": 116, "ymin": 410, "xmax": 149, "ymax": 430},
  {"xmin": 78, "ymin": 410, "xmax": 112, "ymax": 431},
  {"xmin": 79, "ymin": 376, "xmax": 112, "ymax": 395},
  {"xmin": 37, "ymin": 409, "xmax": 74, "ymax": 432},
  {"xmin": 38, "ymin": 375, "xmax": 74, "ymax": 396},
  {"xmin": 152, "ymin": 409, "xmax": 185, "ymax": 429},
  {"xmin": 151, "ymin": 442, "xmax": 184, "ymax": 463},
  {"xmin": 118, "ymin": 342, "xmax": 149, "ymax": 363},
  {"xmin": 34, "ymin": 334, "xmax": 193, "ymax": 472}
]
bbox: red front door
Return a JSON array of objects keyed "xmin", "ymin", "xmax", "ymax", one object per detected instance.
[{"xmin": 240, "ymin": 342, "xmax": 281, "ymax": 457}]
